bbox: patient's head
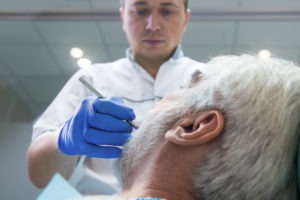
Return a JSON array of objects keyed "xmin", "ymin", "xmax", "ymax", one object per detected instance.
[{"xmin": 119, "ymin": 54, "xmax": 300, "ymax": 200}]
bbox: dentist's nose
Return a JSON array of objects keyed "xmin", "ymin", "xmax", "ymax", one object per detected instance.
[{"xmin": 146, "ymin": 12, "xmax": 161, "ymax": 31}]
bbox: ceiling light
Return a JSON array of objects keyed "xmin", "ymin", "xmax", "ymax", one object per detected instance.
[
  {"xmin": 77, "ymin": 58, "xmax": 92, "ymax": 69},
  {"xmin": 258, "ymin": 49, "xmax": 271, "ymax": 59},
  {"xmin": 70, "ymin": 47, "xmax": 84, "ymax": 59}
]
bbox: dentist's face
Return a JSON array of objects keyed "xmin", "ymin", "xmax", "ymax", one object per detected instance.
[{"xmin": 120, "ymin": 0, "xmax": 190, "ymax": 62}]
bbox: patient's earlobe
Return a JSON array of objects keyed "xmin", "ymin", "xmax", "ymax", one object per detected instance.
[{"xmin": 165, "ymin": 110, "xmax": 224, "ymax": 146}]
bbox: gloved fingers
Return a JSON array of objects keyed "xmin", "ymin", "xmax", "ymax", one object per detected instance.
[
  {"xmin": 83, "ymin": 144, "xmax": 122, "ymax": 158},
  {"xmin": 92, "ymin": 98, "xmax": 135, "ymax": 120},
  {"xmin": 88, "ymin": 112, "xmax": 133, "ymax": 132},
  {"xmin": 79, "ymin": 97, "xmax": 97, "ymax": 112},
  {"xmin": 84, "ymin": 128, "xmax": 131, "ymax": 145}
]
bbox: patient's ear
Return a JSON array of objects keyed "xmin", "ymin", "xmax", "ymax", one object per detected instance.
[{"xmin": 165, "ymin": 110, "xmax": 224, "ymax": 146}]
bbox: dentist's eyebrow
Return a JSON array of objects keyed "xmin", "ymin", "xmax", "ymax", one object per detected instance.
[
  {"xmin": 161, "ymin": 2, "xmax": 178, "ymax": 7},
  {"xmin": 132, "ymin": 1, "xmax": 148, "ymax": 6}
]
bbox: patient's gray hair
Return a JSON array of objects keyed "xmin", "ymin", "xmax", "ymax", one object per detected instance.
[{"xmin": 119, "ymin": 54, "xmax": 300, "ymax": 199}]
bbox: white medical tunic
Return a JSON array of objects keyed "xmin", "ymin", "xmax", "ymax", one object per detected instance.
[{"xmin": 32, "ymin": 46, "xmax": 206, "ymax": 195}]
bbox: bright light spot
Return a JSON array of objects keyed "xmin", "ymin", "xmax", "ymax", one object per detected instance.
[
  {"xmin": 70, "ymin": 47, "xmax": 84, "ymax": 59},
  {"xmin": 258, "ymin": 49, "xmax": 271, "ymax": 59},
  {"xmin": 77, "ymin": 58, "xmax": 92, "ymax": 69}
]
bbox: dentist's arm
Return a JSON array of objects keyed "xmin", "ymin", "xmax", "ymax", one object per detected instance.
[{"xmin": 27, "ymin": 96, "xmax": 135, "ymax": 188}]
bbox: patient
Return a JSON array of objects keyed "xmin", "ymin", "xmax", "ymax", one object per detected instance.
[{"xmin": 88, "ymin": 54, "xmax": 300, "ymax": 200}]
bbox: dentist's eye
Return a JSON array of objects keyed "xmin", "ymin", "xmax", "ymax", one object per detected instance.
[
  {"xmin": 136, "ymin": 9, "xmax": 149, "ymax": 16},
  {"xmin": 161, "ymin": 9, "xmax": 175, "ymax": 16}
]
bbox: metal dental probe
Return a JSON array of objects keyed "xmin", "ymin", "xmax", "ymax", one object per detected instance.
[{"xmin": 79, "ymin": 77, "xmax": 139, "ymax": 129}]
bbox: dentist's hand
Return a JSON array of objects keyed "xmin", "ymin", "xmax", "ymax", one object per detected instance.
[{"xmin": 58, "ymin": 96, "xmax": 135, "ymax": 158}]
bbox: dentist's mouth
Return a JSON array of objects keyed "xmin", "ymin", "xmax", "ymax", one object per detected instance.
[{"xmin": 143, "ymin": 39, "xmax": 163, "ymax": 46}]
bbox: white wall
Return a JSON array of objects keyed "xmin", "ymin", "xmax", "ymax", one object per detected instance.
[{"xmin": 0, "ymin": 122, "xmax": 41, "ymax": 199}]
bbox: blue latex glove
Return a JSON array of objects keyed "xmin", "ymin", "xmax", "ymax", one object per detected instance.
[{"xmin": 58, "ymin": 96, "xmax": 135, "ymax": 158}]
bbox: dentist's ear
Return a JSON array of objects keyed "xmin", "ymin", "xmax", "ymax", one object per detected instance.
[
  {"xmin": 183, "ymin": 9, "xmax": 191, "ymax": 32},
  {"xmin": 165, "ymin": 110, "xmax": 224, "ymax": 146},
  {"xmin": 119, "ymin": 7, "xmax": 124, "ymax": 23},
  {"xmin": 119, "ymin": 7, "xmax": 127, "ymax": 32}
]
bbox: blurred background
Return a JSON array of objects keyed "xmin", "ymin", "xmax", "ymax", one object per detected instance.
[{"xmin": 0, "ymin": 0, "xmax": 299, "ymax": 199}]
